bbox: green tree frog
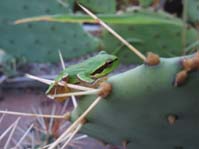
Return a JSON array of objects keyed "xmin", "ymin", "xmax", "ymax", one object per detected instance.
[{"xmin": 46, "ymin": 51, "xmax": 119, "ymax": 102}]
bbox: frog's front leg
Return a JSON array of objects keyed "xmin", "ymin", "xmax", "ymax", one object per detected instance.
[{"xmin": 77, "ymin": 72, "xmax": 95, "ymax": 84}]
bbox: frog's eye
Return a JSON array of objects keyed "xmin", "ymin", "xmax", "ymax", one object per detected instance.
[
  {"xmin": 99, "ymin": 51, "xmax": 107, "ymax": 55},
  {"xmin": 104, "ymin": 58, "xmax": 118, "ymax": 68}
]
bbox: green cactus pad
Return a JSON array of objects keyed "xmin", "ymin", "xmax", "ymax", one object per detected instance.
[
  {"xmin": 101, "ymin": 10, "xmax": 198, "ymax": 64},
  {"xmin": 187, "ymin": 0, "xmax": 199, "ymax": 23},
  {"xmin": 0, "ymin": 0, "xmax": 100, "ymax": 62},
  {"xmin": 71, "ymin": 54, "xmax": 199, "ymax": 148},
  {"xmin": 18, "ymin": 10, "xmax": 198, "ymax": 64},
  {"xmin": 78, "ymin": 0, "xmax": 116, "ymax": 13}
]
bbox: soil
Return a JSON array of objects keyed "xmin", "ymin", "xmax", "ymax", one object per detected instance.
[{"xmin": 0, "ymin": 88, "xmax": 122, "ymax": 149}]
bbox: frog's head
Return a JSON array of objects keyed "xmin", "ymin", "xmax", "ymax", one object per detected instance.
[{"xmin": 90, "ymin": 51, "xmax": 119, "ymax": 78}]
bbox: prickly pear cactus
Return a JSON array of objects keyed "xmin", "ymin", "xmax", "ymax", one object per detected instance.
[
  {"xmin": 0, "ymin": 0, "xmax": 100, "ymax": 62},
  {"xmin": 18, "ymin": 10, "xmax": 199, "ymax": 64},
  {"xmin": 187, "ymin": 0, "xmax": 199, "ymax": 23},
  {"xmin": 78, "ymin": 0, "xmax": 116, "ymax": 13},
  {"xmin": 71, "ymin": 53, "xmax": 199, "ymax": 149},
  {"xmin": 101, "ymin": 10, "xmax": 198, "ymax": 64}
]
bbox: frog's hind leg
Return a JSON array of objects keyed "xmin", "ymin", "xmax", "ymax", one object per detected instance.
[
  {"xmin": 51, "ymin": 82, "xmax": 71, "ymax": 102},
  {"xmin": 47, "ymin": 73, "xmax": 70, "ymax": 102},
  {"xmin": 53, "ymin": 74, "xmax": 71, "ymax": 102}
]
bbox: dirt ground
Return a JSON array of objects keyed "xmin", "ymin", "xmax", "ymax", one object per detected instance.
[{"xmin": 0, "ymin": 88, "xmax": 121, "ymax": 149}]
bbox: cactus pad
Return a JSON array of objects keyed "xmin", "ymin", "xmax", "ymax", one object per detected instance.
[
  {"xmin": 187, "ymin": 0, "xmax": 199, "ymax": 23},
  {"xmin": 71, "ymin": 54, "xmax": 199, "ymax": 148},
  {"xmin": 0, "ymin": 0, "xmax": 100, "ymax": 62},
  {"xmin": 78, "ymin": 0, "xmax": 116, "ymax": 13},
  {"xmin": 101, "ymin": 10, "xmax": 198, "ymax": 64}
]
